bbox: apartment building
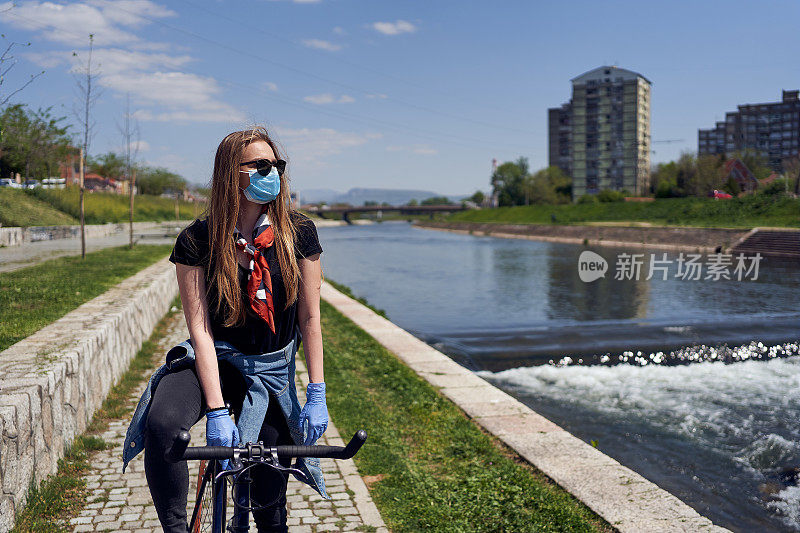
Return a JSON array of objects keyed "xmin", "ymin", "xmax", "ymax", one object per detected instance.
[
  {"xmin": 548, "ymin": 66, "xmax": 652, "ymax": 199},
  {"xmin": 698, "ymin": 90, "xmax": 800, "ymax": 172}
]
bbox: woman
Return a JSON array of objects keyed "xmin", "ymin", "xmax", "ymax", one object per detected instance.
[{"xmin": 122, "ymin": 127, "xmax": 329, "ymax": 532}]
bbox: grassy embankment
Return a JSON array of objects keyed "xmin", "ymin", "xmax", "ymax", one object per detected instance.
[
  {"xmin": 11, "ymin": 298, "xmax": 182, "ymax": 533},
  {"xmin": 0, "ymin": 244, "xmax": 173, "ymax": 351},
  {"xmin": 301, "ymin": 281, "xmax": 612, "ymax": 532},
  {"xmin": 6, "ymin": 186, "xmax": 201, "ymax": 226},
  {"xmin": 0, "ymin": 188, "xmax": 78, "ymax": 227},
  {"xmin": 445, "ymin": 195, "xmax": 800, "ymax": 228}
]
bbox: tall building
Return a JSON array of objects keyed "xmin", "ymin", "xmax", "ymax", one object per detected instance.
[
  {"xmin": 698, "ymin": 90, "xmax": 800, "ymax": 172},
  {"xmin": 548, "ymin": 66, "xmax": 652, "ymax": 199}
]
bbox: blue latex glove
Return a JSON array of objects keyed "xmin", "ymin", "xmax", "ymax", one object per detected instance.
[
  {"xmin": 206, "ymin": 407, "xmax": 239, "ymax": 471},
  {"xmin": 298, "ymin": 382, "xmax": 328, "ymax": 446}
]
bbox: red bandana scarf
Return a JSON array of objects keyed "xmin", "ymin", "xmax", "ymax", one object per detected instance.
[{"xmin": 234, "ymin": 208, "xmax": 276, "ymax": 334}]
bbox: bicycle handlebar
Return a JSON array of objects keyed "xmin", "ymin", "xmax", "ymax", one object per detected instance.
[{"xmin": 166, "ymin": 429, "xmax": 367, "ymax": 463}]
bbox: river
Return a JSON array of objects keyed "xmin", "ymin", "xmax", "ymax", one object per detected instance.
[{"xmin": 316, "ymin": 220, "xmax": 800, "ymax": 532}]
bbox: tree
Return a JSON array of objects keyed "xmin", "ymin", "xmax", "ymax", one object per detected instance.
[
  {"xmin": 782, "ymin": 153, "xmax": 800, "ymax": 196},
  {"xmin": 73, "ymin": 33, "xmax": 101, "ymax": 259},
  {"xmin": 88, "ymin": 152, "xmax": 126, "ymax": 180},
  {"xmin": 0, "ymin": 39, "xmax": 44, "ymax": 107},
  {"xmin": 468, "ymin": 190, "xmax": 485, "ymax": 205},
  {"xmin": 420, "ymin": 196, "xmax": 452, "ymax": 205},
  {"xmin": 526, "ymin": 166, "xmax": 571, "ymax": 205},
  {"xmin": 0, "ymin": 104, "xmax": 71, "ymax": 179},
  {"xmin": 491, "ymin": 157, "xmax": 529, "ymax": 206},
  {"xmin": 135, "ymin": 166, "xmax": 186, "ymax": 196}
]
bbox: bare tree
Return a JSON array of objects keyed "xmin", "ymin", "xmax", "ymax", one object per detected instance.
[
  {"xmin": 0, "ymin": 39, "xmax": 44, "ymax": 107},
  {"xmin": 117, "ymin": 93, "xmax": 140, "ymax": 248},
  {"xmin": 72, "ymin": 34, "xmax": 102, "ymax": 258}
]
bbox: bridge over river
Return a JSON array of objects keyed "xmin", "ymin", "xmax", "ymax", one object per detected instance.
[{"xmin": 304, "ymin": 204, "xmax": 469, "ymax": 224}]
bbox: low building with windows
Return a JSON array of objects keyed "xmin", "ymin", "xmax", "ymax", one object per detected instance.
[{"xmin": 698, "ymin": 90, "xmax": 800, "ymax": 172}]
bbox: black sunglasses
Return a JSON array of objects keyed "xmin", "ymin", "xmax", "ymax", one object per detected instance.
[{"xmin": 240, "ymin": 158, "xmax": 286, "ymax": 176}]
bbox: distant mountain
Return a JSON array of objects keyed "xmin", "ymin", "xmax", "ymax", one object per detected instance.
[
  {"xmin": 298, "ymin": 187, "xmax": 473, "ymax": 206},
  {"xmin": 297, "ymin": 188, "xmax": 341, "ymax": 204}
]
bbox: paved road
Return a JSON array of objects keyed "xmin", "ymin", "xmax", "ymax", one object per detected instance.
[
  {"xmin": 0, "ymin": 226, "xmax": 182, "ymax": 273},
  {"xmin": 70, "ymin": 313, "xmax": 387, "ymax": 533}
]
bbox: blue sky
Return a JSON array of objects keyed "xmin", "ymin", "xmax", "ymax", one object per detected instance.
[{"xmin": 1, "ymin": 0, "xmax": 798, "ymax": 197}]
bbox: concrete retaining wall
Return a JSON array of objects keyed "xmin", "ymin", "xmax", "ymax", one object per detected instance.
[
  {"xmin": 414, "ymin": 221, "xmax": 750, "ymax": 253},
  {"xmin": 320, "ymin": 281, "xmax": 730, "ymax": 532},
  {"xmin": 0, "ymin": 222, "xmax": 177, "ymax": 247},
  {"xmin": 0, "ymin": 258, "xmax": 178, "ymax": 532}
]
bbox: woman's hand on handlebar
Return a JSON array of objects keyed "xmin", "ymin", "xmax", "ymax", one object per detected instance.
[{"xmin": 205, "ymin": 407, "xmax": 239, "ymax": 470}]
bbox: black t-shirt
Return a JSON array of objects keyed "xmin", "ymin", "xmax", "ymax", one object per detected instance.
[{"xmin": 168, "ymin": 210, "xmax": 323, "ymax": 354}]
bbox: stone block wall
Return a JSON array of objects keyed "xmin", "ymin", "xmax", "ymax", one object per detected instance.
[
  {"xmin": 0, "ymin": 258, "xmax": 178, "ymax": 532},
  {"xmin": 0, "ymin": 221, "xmax": 181, "ymax": 247}
]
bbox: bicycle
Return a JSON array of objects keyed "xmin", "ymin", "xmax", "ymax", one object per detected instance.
[{"xmin": 165, "ymin": 428, "xmax": 368, "ymax": 533}]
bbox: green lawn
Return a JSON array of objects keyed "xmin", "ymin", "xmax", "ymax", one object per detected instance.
[
  {"xmin": 0, "ymin": 188, "xmax": 78, "ymax": 227},
  {"xmin": 303, "ymin": 290, "xmax": 612, "ymax": 532},
  {"xmin": 0, "ymin": 244, "xmax": 173, "ymax": 351},
  {"xmin": 447, "ymin": 195, "xmax": 800, "ymax": 228}
]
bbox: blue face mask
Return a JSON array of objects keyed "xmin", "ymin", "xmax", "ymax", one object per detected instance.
[{"xmin": 239, "ymin": 166, "xmax": 281, "ymax": 204}]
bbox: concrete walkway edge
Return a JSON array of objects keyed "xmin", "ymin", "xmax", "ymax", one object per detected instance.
[{"xmin": 319, "ymin": 281, "xmax": 731, "ymax": 533}]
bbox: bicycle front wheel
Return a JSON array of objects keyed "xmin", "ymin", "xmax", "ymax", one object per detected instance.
[{"xmin": 189, "ymin": 459, "xmax": 227, "ymax": 533}]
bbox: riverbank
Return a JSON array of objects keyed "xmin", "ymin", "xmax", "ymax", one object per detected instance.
[
  {"xmin": 319, "ymin": 280, "xmax": 729, "ymax": 532},
  {"xmin": 445, "ymin": 195, "xmax": 800, "ymax": 228},
  {"xmin": 413, "ymin": 220, "xmax": 749, "ymax": 252},
  {"xmin": 317, "ymin": 281, "xmax": 614, "ymax": 532}
]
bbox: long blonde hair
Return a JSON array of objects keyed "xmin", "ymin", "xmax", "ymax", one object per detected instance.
[{"xmin": 205, "ymin": 126, "xmax": 304, "ymax": 327}]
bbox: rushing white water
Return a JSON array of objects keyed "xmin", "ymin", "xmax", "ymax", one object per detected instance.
[
  {"xmin": 478, "ymin": 355, "xmax": 800, "ymax": 531},
  {"xmin": 317, "ymin": 222, "xmax": 800, "ymax": 531}
]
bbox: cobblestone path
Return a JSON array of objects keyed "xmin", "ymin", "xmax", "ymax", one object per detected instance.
[{"xmin": 70, "ymin": 314, "xmax": 387, "ymax": 532}]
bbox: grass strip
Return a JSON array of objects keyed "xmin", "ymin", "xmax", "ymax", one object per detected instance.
[
  {"xmin": 306, "ymin": 284, "xmax": 612, "ymax": 532},
  {"xmin": 0, "ymin": 244, "xmax": 173, "ymax": 351},
  {"xmin": 11, "ymin": 298, "xmax": 182, "ymax": 532},
  {"xmin": 447, "ymin": 195, "xmax": 800, "ymax": 228},
  {"xmin": 0, "ymin": 188, "xmax": 78, "ymax": 227},
  {"xmin": 324, "ymin": 278, "xmax": 387, "ymax": 318},
  {"xmin": 25, "ymin": 186, "xmax": 200, "ymax": 225}
]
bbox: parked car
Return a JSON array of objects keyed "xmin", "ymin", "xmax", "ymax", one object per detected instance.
[
  {"xmin": 0, "ymin": 178, "xmax": 22, "ymax": 189},
  {"xmin": 712, "ymin": 190, "xmax": 733, "ymax": 199},
  {"xmin": 24, "ymin": 179, "xmax": 39, "ymax": 189}
]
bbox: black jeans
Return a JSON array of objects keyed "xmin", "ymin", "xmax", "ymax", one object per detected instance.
[{"xmin": 144, "ymin": 361, "xmax": 294, "ymax": 533}]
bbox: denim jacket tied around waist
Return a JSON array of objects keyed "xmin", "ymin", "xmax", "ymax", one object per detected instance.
[{"xmin": 122, "ymin": 326, "xmax": 328, "ymax": 500}]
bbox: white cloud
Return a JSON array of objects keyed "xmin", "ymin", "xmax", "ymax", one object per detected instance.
[
  {"xmin": 27, "ymin": 48, "xmax": 193, "ymax": 74},
  {"xmin": 0, "ymin": 0, "xmax": 175, "ymax": 46},
  {"xmin": 109, "ymin": 71, "xmax": 244, "ymax": 122},
  {"xmin": 366, "ymin": 93, "xmax": 388, "ymax": 100},
  {"xmin": 332, "ymin": 26, "xmax": 346, "ymax": 36},
  {"xmin": 274, "ymin": 126, "xmax": 379, "ymax": 166},
  {"xmin": 371, "ymin": 20, "xmax": 416, "ymax": 36},
  {"xmin": 303, "ymin": 93, "xmax": 355, "ymax": 105},
  {"xmin": 263, "ymin": 81, "xmax": 279, "ymax": 92},
  {"xmin": 6, "ymin": 2, "xmax": 242, "ymax": 124},
  {"xmin": 302, "ymin": 39, "xmax": 342, "ymax": 52},
  {"xmin": 114, "ymin": 139, "xmax": 150, "ymax": 153},
  {"xmin": 386, "ymin": 144, "xmax": 437, "ymax": 155},
  {"xmin": 413, "ymin": 146, "xmax": 437, "ymax": 155}
]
